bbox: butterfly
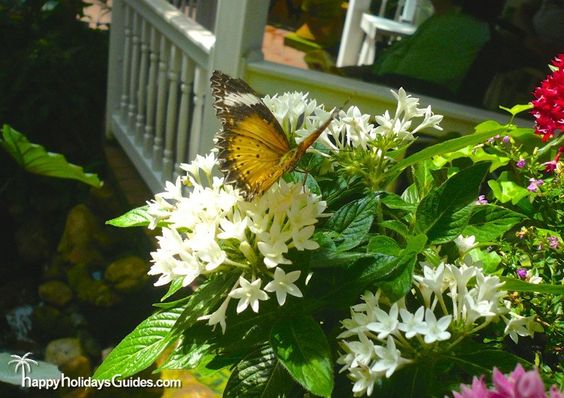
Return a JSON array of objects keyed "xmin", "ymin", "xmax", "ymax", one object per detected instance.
[{"xmin": 210, "ymin": 70, "xmax": 335, "ymax": 200}]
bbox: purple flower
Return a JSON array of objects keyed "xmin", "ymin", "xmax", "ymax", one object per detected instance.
[
  {"xmin": 527, "ymin": 178, "xmax": 544, "ymax": 192},
  {"xmin": 476, "ymin": 195, "xmax": 488, "ymax": 205},
  {"xmin": 516, "ymin": 269, "xmax": 528, "ymax": 280},
  {"xmin": 502, "ymin": 135, "xmax": 511, "ymax": 144},
  {"xmin": 516, "ymin": 159, "xmax": 526, "ymax": 168},
  {"xmin": 547, "ymin": 236, "xmax": 560, "ymax": 250}
]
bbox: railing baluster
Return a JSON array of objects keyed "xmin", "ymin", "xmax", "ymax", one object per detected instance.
[
  {"xmin": 188, "ymin": 66, "xmax": 207, "ymax": 161},
  {"xmin": 135, "ymin": 18, "xmax": 149, "ymax": 145},
  {"xmin": 163, "ymin": 46, "xmax": 181, "ymax": 181},
  {"xmin": 128, "ymin": 11, "xmax": 140, "ymax": 130},
  {"xmin": 144, "ymin": 27, "xmax": 159, "ymax": 157},
  {"xmin": 153, "ymin": 36, "xmax": 170, "ymax": 170},
  {"xmin": 175, "ymin": 54, "xmax": 195, "ymax": 177},
  {"xmin": 120, "ymin": 4, "xmax": 131, "ymax": 120}
]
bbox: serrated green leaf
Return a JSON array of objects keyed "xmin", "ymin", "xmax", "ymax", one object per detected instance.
[
  {"xmin": 160, "ymin": 278, "xmax": 184, "ymax": 302},
  {"xmin": 416, "ymin": 162, "xmax": 490, "ymax": 244},
  {"xmin": 309, "ymin": 232, "xmax": 369, "ymax": 268},
  {"xmin": 463, "ymin": 205, "xmax": 527, "ymax": 242},
  {"xmin": 501, "ymin": 278, "xmax": 564, "ymax": 295},
  {"xmin": 93, "ymin": 305, "xmax": 186, "ymax": 380},
  {"xmin": 367, "ymin": 235, "xmax": 401, "ymax": 256},
  {"xmin": 94, "ymin": 273, "xmax": 238, "ymax": 380},
  {"xmin": 173, "ymin": 272, "xmax": 239, "ymax": 333},
  {"xmin": 106, "ymin": 205, "xmax": 153, "ymax": 228},
  {"xmin": 379, "ymin": 220, "xmax": 409, "ymax": 238},
  {"xmin": 158, "ymin": 337, "xmax": 212, "ymax": 371},
  {"xmin": 326, "ymin": 193, "xmax": 378, "ymax": 251},
  {"xmin": 379, "ymin": 255, "xmax": 416, "ymax": 302},
  {"xmin": 271, "ymin": 316, "xmax": 333, "ymax": 397},
  {"xmin": 379, "ymin": 192, "xmax": 417, "ymax": 212},
  {"xmin": 1, "ymin": 124, "xmax": 102, "ymax": 187},
  {"xmin": 224, "ymin": 344, "xmax": 296, "ymax": 398}
]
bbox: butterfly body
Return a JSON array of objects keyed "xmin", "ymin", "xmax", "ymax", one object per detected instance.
[{"xmin": 211, "ymin": 71, "xmax": 333, "ymax": 200}]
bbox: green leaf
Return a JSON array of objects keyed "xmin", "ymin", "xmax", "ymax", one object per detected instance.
[
  {"xmin": 433, "ymin": 145, "xmax": 510, "ymax": 172},
  {"xmin": 463, "ymin": 205, "xmax": 527, "ymax": 242},
  {"xmin": 501, "ymin": 278, "xmax": 564, "ymax": 295},
  {"xmin": 93, "ymin": 305, "xmax": 186, "ymax": 380},
  {"xmin": 367, "ymin": 235, "xmax": 401, "ymax": 256},
  {"xmin": 379, "ymin": 220, "xmax": 409, "ymax": 238},
  {"xmin": 106, "ymin": 205, "xmax": 153, "ymax": 228},
  {"xmin": 325, "ymin": 193, "xmax": 378, "ymax": 251},
  {"xmin": 415, "ymin": 162, "xmax": 490, "ymax": 244},
  {"xmin": 445, "ymin": 339, "xmax": 528, "ymax": 375},
  {"xmin": 270, "ymin": 316, "xmax": 333, "ymax": 397},
  {"xmin": 160, "ymin": 278, "xmax": 184, "ymax": 302},
  {"xmin": 158, "ymin": 330, "xmax": 212, "ymax": 370},
  {"xmin": 379, "ymin": 255, "xmax": 416, "ymax": 302},
  {"xmin": 224, "ymin": 344, "xmax": 297, "ymax": 398},
  {"xmin": 1, "ymin": 124, "xmax": 102, "ymax": 187},
  {"xmin": 499, "ymin": 103, "xmax": 533, "ymax": 116},
  {"xmin": 487, "ymin": 172, "xmax": 530, "ymax": 205},
  {"xmin": 310, "ymin": 232, "xmax": 369, "ymax": 268},
  {"xmin": 379, "ymin": 192, "xmax": 417, "ymax": 212},
  {"xmin": 173, "ymin": 272, "xmax": 239, "ymax": 333},
  {"xmin": 94, "ymin": 273, "xmax": 238, "ymax": 380},
  {"xmin": 386, "ymin": 126, "xmax": 505, "ymax": 181}
]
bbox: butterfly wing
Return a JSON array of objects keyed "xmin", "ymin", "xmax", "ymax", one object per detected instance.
[{"xmin": 211, "ymin": 70, "xmax": 291, "ymax": 199}]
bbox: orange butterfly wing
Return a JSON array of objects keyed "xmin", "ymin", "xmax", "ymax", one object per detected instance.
[
  {"xmin": 211, "ymin": 71, "xmax": 292, "ymax": 199},
  {"xmin": 211, "ymin": 70, "xmax": 336, "ymax": 200}
]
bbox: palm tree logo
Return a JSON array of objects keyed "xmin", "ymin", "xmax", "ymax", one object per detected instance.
[{"xmin": 8, "ymin": 352, "xmax": 38, "ymax": 383}]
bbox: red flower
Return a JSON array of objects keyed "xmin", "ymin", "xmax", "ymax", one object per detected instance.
[{"xmin": 531, "ymin": 54, "xmax": 564, "ymax": 142}]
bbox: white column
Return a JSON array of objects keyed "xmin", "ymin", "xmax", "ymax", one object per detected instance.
[
  {"xmin": 105, "ymin": 0, "xmax": 125, "ymax": 137},
  {"xmin": 135, "ymin": 18, "xmax": 150, "ymax": 144},
  {"xmin": 128, "ymin": 11, "xmax": 140, "ymax": 130},
  {"xmin": 175, "ymin": 54, "xmax": 195, "ymax": 177},
  {"xmin": 120, "ymin": 3, "xmax": 132, "ymax": 121},
  {"xmin": 163, "ymin": 46, "xmax": 181, "ymax": 181},
  {"xmin": 153, "ymin": 36, "xmax": 170, "ymax": 170},
  {"xmin": 144, "ymin": 27, "xmax": 159, "ymax": 157}
]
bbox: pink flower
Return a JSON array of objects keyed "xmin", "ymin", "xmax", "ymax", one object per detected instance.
[
  {"xmin": 477, "ymin": 195, "xmax": 488, "ymax": 205},
  {"xmin": 516, "ymin": 159, "xmax": 526, "ymax": 168},
  {"xmin": 452, "ymin": 364, "xmax": 564, "ymax": 398},
  {"xmin": 454, "ymin": 377, "xmax": 492, "ymax": 398},
  {"xmin": 547, "ymin": 236, "xmax": 560, "ymax": 250},
  {"xmin": 527, "ymin": 178, "xmax": 544, "ymax": 192},
  {"xmin": 531, "ymin": 54, "xmax": 564, "ymax": 143},
  {"xmin": 516, "ymin": 269, "xmax": 528, "ymax": 280}
]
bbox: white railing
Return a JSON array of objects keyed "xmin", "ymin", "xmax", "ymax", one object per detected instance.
[
  {"xmin": 106, "ymin": 0, "xmax": 529, "ymax": 194},
  {"xmin": 106, "ymin": 0, "xmax": 216, "ymax": 193}
]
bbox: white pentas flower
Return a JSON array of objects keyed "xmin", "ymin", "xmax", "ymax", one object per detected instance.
[
  {"xmin": 229, "ymin": 276, "xmax": 269, "ymax": 313},
  {"xmin": 262, "ymin": 91, "xmax": 321, "ymax": 135},
  {"xmin": 146, "ymin": 151, "xmax": 326, "ymax": 333},
  {"xmin": 264, "ymin": 268, "xmax": 303, "ymax": 306},
  {"xmin": 338, "ymin": 252, "xmax": 543, "ymax": 396}
]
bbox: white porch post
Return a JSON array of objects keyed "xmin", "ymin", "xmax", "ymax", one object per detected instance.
[
  {"xmin": 105, "ymin": 0, "xmax": 125, "ymax": 137},
  {"xmin": 192, "ymin": 0, "xmax": 269, "ymax": 159}
]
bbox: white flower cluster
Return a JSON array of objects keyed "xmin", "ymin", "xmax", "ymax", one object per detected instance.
[
  {"xmin": 146, "ymin": 152, "xmax": 326, "ymax": 332},
  {"xmin": 337, "ymin": 259, "xmax": 543, "ymax": 397},
  {"xmin": 291, "ymin": 88, "xmax": 443, "ymax": 154}
]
